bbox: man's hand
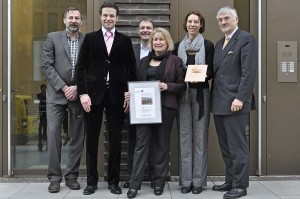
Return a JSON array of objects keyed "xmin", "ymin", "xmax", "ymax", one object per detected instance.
[
  {"xmin": 80, "ymin": 94, "xmax": 92, "ymax": 112},
  {"xmin": 61, "ymin": 85, "xmax": 77, "ymax": 101},
  {"xmin": 65, "ymin": 86, "xmax": 77, "ymax": 101},
  {"xmin": 231, "ymin": 99, "xmax": 244, "ymax": 112}
]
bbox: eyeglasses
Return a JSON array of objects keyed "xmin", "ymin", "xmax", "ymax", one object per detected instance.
[{"xmin": 217, "ymin": 16, "xmax": 233, "ymax": 23}]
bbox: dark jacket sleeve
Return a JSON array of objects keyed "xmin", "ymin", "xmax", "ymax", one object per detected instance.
[{"xmin": 204, "ymin": 39, "xmax": 214, "ymax": 80}]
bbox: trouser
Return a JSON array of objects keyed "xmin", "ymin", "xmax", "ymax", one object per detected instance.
[
  {"xmin": 178, "ymin": 88, "xmax": 210, "ymax": 187},
  {"xmin": 85, "ymin": 88, "xmax": 125, "ymax": 186},
  {"xmin": 213, "ymin": 114, "xmax": 249, "ymax": 188},
  {"xmin": 47, "ymin": 101, "xmax": 85, "ymax": 182},
  {"xmin": 129, "ymin": 107, "xmax": 176, "ymax": 190}
]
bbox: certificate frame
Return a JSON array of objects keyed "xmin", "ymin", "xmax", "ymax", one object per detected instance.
[
  {"xmin": 128, "ymin": 81, "xmax": 162, "ymax": 124},
  {"xmin": 184, "ymin": 64, "xmax": 208, "ymax": 82}
]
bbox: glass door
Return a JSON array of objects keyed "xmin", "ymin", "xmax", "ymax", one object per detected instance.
[{"xmin": 10, "ymin": 0, "xmax": 88, "ymax": 175}]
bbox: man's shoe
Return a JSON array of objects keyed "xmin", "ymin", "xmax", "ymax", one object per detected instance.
[
  {"xmin": 154, "ymin": 187, "xmax": 164, "ymax": 196},
  {"xmin": 108, "ymin": 184, "xmax": 122, "ymax": 194},
  {"xmin": 48, "ymin": 181, "xmax": 60, "ymax": 193},
  {"xmin": 65, "ymin": 179, "xmax": 80, "ymax": 190},
  {"xmin": 123, "ymin": 181, "xmax": 130, "ymax": 188},
  {"xmin": 181, "ymin": 186, "xmax": 192, "ymax": 194},
  {"xmin": 150, "ymin": 182, "xmax": 155, "ymax": 189},
  {"xmin": 223, "ymin": 188, "xmax": 247, "ymax": 199},
  {"xmin": 127, "ymin": 189, "xmax": 137, "ymax": 198},
  {"xmin": 192, "ymin": 186, "xmax": 202, "ymax": 194},
  {"xmin": 83, "ymin": 185, "xmax": 97, "ymax": 195},
  {"xmin": 212, "ymin": 183, "xmax": 232, "ymax": 191}
]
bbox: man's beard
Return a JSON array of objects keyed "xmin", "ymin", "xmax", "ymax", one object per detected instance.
[{"xmin": 68, "ymin": 25, "xmax": 79, "ymax": 33}]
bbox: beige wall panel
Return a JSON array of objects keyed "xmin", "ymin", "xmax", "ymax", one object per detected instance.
[
  {"xmin": 266, "ymin": 0, "xmax": 300, "ymax": 175},
  {"xmin": 171, "ymin": 0, "xmax": 233, "ymax": 44}
]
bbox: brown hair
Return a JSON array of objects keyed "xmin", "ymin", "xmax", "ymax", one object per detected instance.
[
  {"xmin": 64, "ymin": 7, "xmax": 81, "ymax": 19},
  {"xmin": 183, "ymin": 11, "xmax": 205, "ymax": 33},
  {"xmin": 99, "ymin": 1, "xmax": 119, "ymax": 16}
]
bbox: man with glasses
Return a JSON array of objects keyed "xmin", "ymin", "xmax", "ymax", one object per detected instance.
[{"xmin": 211, "ymin": 6, "xmax": 257, "ymax": 199}]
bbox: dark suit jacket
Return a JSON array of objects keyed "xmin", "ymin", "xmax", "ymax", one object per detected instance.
[
  {"xmin": 132, "ymin": 43, "xmax": 141, "ymax": 62},
  {"xmin": 211, "ymin": 28, "xmax": 257, "ymax": 115},
  {"xmin": 41, "ymin": 30, "xmax": 84, "ymax": 104},
  {"xmin": 76, "ymin": 29, "xmax": 136, "ymax": 106},
  {"xmin": 137, "ymin": 53, "xmax": 186, "ymax": 110}
]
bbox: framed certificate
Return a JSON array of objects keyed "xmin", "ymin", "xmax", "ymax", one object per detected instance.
[
  {"xmin": 128, "ymin": 81, "xmax": 162, "ymax": 124},
  {"xmin": 184, "ymin": 64, "xmax": 208, "ymax": 82}
]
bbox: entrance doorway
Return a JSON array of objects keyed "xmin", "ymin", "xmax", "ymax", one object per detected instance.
[{"xmin": 9, "ymin": 0, "xmax": 88, "ymax": 175}]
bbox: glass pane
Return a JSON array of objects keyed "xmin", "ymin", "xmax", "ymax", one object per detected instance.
[{"xmin": 11, "ymin": 0, "xmax": 87, "ymax": 171}]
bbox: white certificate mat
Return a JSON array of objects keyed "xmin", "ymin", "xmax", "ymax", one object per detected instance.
[
  {"xmin": 184, "ymin": 64, "xmax": 208, "ymax": 82},
  {"xmin": 128, "ymin": 81, "xmax": 162, "ymax": 124}
]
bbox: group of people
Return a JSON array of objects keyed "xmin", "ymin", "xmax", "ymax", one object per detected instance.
[{"xmin": 41, "ymin": 2, "xmax": 257, "ymax": 199}]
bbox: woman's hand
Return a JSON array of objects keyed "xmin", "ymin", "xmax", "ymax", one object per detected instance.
[
  {"xmin": 158, "ymin": 82, "xmax": 168, "ymax": 91},
  {"xmin": 123, "ymin": 92, "xmax": 131, "ymax": 112},
  {"xmin": 80, "ymin": 94, "xmax": 92, "ymax": 112}
]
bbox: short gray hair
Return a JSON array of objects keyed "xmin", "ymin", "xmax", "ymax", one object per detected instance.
[{"xmin": 216, "ymin": 6, "xmax": 238, "ymax": 19}]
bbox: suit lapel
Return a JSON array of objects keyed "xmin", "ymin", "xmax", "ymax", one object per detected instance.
[
  {"xmin": 109, "ymin": 31, "xmax": 120, "ymax": 56},
  {"xmin": 60, "ymin": 31, "xmax": 72, "ymax": 61},
  {"xmin": 96, "ymin": 29, "xmax": 108, "ymax": 56},
  {"xmin": 133, "ymin": 44, "xmax": 141, "ymax": 60},
  {"xmin": 78, "ymin": 32, "xmax": 84, "ymax": 48},
  {"xmin": 214, "ymin": 29, "xmax": 241, "ymax": 72}
]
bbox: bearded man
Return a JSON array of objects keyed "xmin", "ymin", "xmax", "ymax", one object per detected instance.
[{"xmin": 41, "ymin": 7, "xmax": 85, "ymax": 193}]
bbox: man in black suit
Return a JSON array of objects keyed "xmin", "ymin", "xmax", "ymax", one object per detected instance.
[
  {"xmin": 124, "ymin": 17, "xmax": 155, "ymax": 189},
  {"xmin": 211, "ymin": 6, "xmax": 257, "ymax": 199},
  {"xmin": 76, "ymin": 2, "xmax": 136, "ymax": 195}
]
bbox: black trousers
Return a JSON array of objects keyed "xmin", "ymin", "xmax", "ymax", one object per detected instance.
[
  {"xmin": 129, "ymin": 107, "xmax": 176, "ymax": 190},
  {"xmin": 213, "ymin": 114, "xmax": 249, "ymax": 188},
  {"xmin": 126, "ymin": 114, "xmax": 156, "ymax": 179},
  {"xmin": 85, "ymin": 88, "xmax": 125, "ymax": 186}
]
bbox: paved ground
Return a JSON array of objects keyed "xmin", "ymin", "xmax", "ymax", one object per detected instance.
[{"xmin": 0, "ymin": 176, "xmax": 300, "ymax": 199}]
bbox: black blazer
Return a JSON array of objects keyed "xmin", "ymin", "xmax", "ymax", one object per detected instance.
[
  {"xmin": 76, "ymin": 29, "xmax": 136, "ymax": 106},
  {"xmin": 211, "ymin": 28, "xmax": 257, "ymax": 115},
  {"xmin": 137, "ymin": 53, "xmax": 186, "ymax": 110}
]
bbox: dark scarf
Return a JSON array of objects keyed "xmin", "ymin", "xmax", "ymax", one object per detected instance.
[{"xmin": 145, "ymin": 50, "xmax": 171, "ymax": 81}]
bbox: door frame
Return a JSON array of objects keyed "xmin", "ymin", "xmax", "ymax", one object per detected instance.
[
  {"xmin": 1, "ymin": 0, "xmax": 95, "ymax": 177},
  {"xmin": 0, "ymin": 0, "xmax": 3, "ymax": 177}
]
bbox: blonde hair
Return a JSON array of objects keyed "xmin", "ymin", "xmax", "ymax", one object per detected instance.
[{"xmin": 148, "ymin": 28, "xmax": 174, "ymax": 52}]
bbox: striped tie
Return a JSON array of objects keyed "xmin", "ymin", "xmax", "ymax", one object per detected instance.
[{"xmin": 222, "ymin": 36, "xmax": 230, "ymax": 50}]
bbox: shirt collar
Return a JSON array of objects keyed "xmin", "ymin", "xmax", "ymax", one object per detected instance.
[
  {"xmin": 140, "ymin": 43, "xmax": 149, "ymax": 50},
  {"xmin": 66, "ymin": 30, "xmax": 80, "ymax": 39},
  {"xmin": 225, "ymin": 27, "xmax": 238, "ymax": 40},
  {"xmin": 102, "ymin": 27, "xmax": 116, "ymax": 37}
]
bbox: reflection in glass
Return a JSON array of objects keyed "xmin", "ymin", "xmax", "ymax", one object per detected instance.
[{"xmin": 11, "ymin": 0, "xmax": 87, "ymax": 171}]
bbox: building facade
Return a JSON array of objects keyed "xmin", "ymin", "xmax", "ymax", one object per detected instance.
[{"xmin": 0, "ymin": 0, "xmax": 299, "ymax": 178}]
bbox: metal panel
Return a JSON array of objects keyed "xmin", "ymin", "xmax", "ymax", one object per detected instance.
[
  {"xmin": 277, "ymin": 41, "xmax": 298, "ymax": 82},
  {"xmin": 266, "ymin": 0, "xmax": 300, "ymax": 174}
]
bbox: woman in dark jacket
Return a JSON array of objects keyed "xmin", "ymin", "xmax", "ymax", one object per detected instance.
[
  {"xmin": 124, "ymin": 27, "xmax": 186, "ymax": 198},
  {"xmin": 173, "ymin": 11, "xmax": 214, "ymax": 194}
]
